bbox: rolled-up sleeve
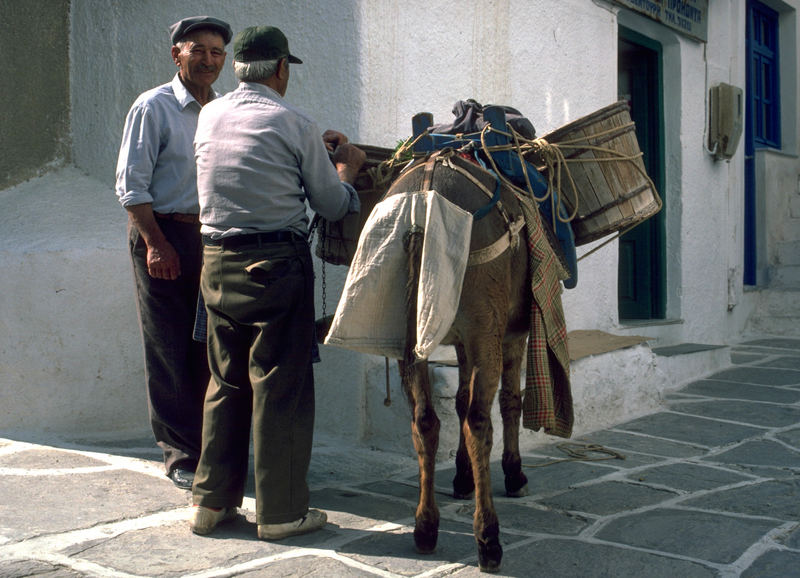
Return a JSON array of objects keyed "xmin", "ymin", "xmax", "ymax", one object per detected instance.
[{"xmin": 115, "ymin": 103, "xmax": 159, "ymax": 208}]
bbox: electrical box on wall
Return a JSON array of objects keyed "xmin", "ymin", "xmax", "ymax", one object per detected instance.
[{"xmin": 709, "ymin": 83, "xmax": 743, "ymax": 161}]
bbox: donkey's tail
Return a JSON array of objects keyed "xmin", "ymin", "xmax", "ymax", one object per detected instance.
[{"xmin": 402, "ymin": 225, "xmax": 425, "ymax": 370}]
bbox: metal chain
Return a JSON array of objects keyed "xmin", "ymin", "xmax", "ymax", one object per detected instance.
[{"xmin": 321, "ymin": 258, "xmax": 327, "ymax": 319}]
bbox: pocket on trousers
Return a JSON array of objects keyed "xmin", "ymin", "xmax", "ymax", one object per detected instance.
[{"xmin": 244, "ymin": 258, "xmax": 295, "ymax": 287}]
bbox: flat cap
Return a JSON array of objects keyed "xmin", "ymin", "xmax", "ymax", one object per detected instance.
[
  {"xmin": 233, "ymin": 26, "xmax": 302, "ymax": 63},
  {"xmin": 169, "ymin": 16, "xmax": 232, "ymax": 45}
]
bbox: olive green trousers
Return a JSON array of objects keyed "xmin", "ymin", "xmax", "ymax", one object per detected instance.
[{"xmin": 192, "ymin": 235, "xmax": 315, "ymax": 525}]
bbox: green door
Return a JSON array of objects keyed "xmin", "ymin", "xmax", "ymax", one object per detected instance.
[{"xmin": 617, "ymin": 28, "xmax": 666, "ymax": 320}]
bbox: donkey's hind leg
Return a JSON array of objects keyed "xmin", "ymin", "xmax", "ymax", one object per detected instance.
[
  {"xmin": 399, "ymin": 358, "xmax": 441, "ymax": 554},
  {"xmin": 462, "ymin": 346, "xmax": 504, "ymax": 573},
  {"xmin": 499, "ymin": 334, "xmax": 529, "ymax": 497},
  {"xmin": 452, "ymin": 342, "xmax": 475, "ymax": 500}
]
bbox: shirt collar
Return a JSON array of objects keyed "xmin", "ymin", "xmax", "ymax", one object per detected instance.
[
  {"xmin": 241, "ymin": 81, "xmax": 282, "ymax": 100},
  {"xmin": 171, "ymin": 73, "xmax": 220, "ymax": 109}
]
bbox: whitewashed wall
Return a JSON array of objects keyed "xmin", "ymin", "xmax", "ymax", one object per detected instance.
[{"xmin": 3, "ymin": 0, "xmax": 774, "ymax": 441}]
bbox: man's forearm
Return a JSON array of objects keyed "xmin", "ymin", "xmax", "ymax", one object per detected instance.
[{"xmin": 126, "ymin": 203, "xmax": 167, "ymax": 247}]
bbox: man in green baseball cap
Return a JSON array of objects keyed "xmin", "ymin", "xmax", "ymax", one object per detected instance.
[{"xmin": 189, "ymin": 24, "xmax": 366, "ymax": 541}]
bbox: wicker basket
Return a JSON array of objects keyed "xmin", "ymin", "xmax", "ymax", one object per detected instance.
[{"xmin": 532, "ymin": 101, "xmax": 661, "ymax": 246}]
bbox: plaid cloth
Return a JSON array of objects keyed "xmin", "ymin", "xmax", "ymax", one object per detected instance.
[
  {"xmin": 192, "ymin": 291, "xmax": 207, "ymax": 343},
  {"xmin": 517, "ymin": 195, "xmax": 573, "ymax": 438}
]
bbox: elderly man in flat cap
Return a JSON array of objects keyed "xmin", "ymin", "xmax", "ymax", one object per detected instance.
[
  {"xmin": 115, "ymin": 16, "xmax": 232, "ymax": 490},
  {"xmin": 188, "ymin": 25, "xmax": 366, "ymax": 539}
]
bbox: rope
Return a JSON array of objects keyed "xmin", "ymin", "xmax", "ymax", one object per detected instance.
[
  {"xmin": 365, "ymin": 118, "xmax": 661, "ymax": 269},
  {"xmin": 523, "ymin": 442, "xmax": 625, "ymax": 468}
]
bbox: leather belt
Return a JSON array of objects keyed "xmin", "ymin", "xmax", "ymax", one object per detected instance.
[
  {"xmin": 202, "ymin": 230, "xmax": 302, "ymax": 249},
  {"xmin": 154, "ymin": 212, "xmax": 200, "ymax": 224}
]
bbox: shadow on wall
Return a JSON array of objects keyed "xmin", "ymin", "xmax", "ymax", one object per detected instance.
[{"xmin": 0, "ymin": 0, "xmax": 71, "ymax": 189}]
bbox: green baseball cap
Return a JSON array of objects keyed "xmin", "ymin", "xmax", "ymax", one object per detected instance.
[{"xmin": 233, "ymin": 26, "xmax": 303, "ymax": 64}]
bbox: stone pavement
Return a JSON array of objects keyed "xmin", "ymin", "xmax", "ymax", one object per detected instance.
[{"xmin": 1, "ymin": 337, "xmax": 800, "ymax": 577}]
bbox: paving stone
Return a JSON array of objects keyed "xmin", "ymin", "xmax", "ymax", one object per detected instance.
[
  {"xmin": 64, "ymin": 518, "xmax": 304, "ymax": 577},
  {"xmin": 731, "ymin": 351, "xmax": 769, "ymax": 364},
  {"xmin": 448, "ymin": 539, "xmax": 717, "ymax": 577},
  {"xmin": 237, "ymin": 555, "xmax": 380, "ymax": 576},
  {"xmin": 0, "ymin": 448, "xmax": 109, "ymax": 469},
  {"xmin": 680, "ymin": 380, "xmax": 800, "ymax": 403},
  {"xmin": 584, "ymin": 452, "xmax": 663, "ymax": 470},
  {"xmin": 63, "ymin": 436, "xmax": 164, "ymax": 462},
  {"xmin": 577, "ymin": 431, "xmax": 707, "ymax": 459},
  {"xmin": 705, "ymin": 366, "xmax": 800, "ymax": 386},
  {"xmin": 595, "ymin": 508, "xmax": 779, "ymax": 564},
  {"xmin": 450, "ymin": 498, "xmax": 590, "ymax": 536},
  {"xmin": 335, "ymin": 518, "xmax": 486, "ymax": 576},
  {"xmin": 311, "ymin": 487, "xmax": 415, "ymax": 530},
  {"xmin": 615, "ymin": 412, "xmax": 763, "ymax": 446},
  {"xmin": 538, "ymin": 481, "xmax": 677, "ymax": 516},
  {"xmin": 777, "ymin": 524, "xmax": 800, "ymax": 548},
  {"xmin": 0, "ymin": 558, "xmax": 84, "ymax": 577},
  {"xmin": 731, "ymin": 346, "xmax": 800, "ymax": 357},
  {"xmin": 741, "ymin": 549, "xmax": 800, "ymax": 577},
  {"xmin": 776, "ymin": 427, "xmax": 800, "ymax": 449},
  {"xmin": 525, "ymin": 441, "xmax": 659, "ymax": 470},
  {"xmin": 723, "ymin": 463, "xmax": 800, "ymax": 478},
  {"xmin": 670, "ymin": 400, "xmax": 800, "ymax": 428},
  {"xmin": 354, "ymin": 479, "xmax": 421, "ymax": 503},
  {"xmin": 740, "ymin": 338, "xmax": 800, "ymax": 350},
  {"xmin": 0, "ymin": 470, "xmax": 186, "ymax": 542},
  {"xmin": 682, "ymin": 479, "xmax": 800, "ymax": 519},
  {"xmin": 436, "ymin": 459, "xmax": 614, "ymax": 500},
  {"xmin": 702, "ymin": 440, "xmax": 800, "ymax": 468},
  {"xmin": 628, "ymin": 462, "xmax": 752, "ymax": 492},
  {"xmin": 757, "ymin": 356, "xmax": 800, "ymax": 370}
]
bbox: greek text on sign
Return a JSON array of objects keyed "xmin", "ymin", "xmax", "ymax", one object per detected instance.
[{"xmin": 614, "ymin": 0, "xmax": 709, "ymax": 42}]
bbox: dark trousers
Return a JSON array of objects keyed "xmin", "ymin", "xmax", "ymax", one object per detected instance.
[
  {"xmin": 192, "ymin": 235, "xmax": 315, "ymax": 525},
  {"xmin": 128, "ymin": 218, "xmax": 209, "ymax": 474}
]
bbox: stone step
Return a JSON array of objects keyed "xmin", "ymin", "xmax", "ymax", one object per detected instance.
[
  {"xmin": 769, "ymin": 265, "xmax": 800, "ymax": 288},
  {"xmin": 776, "ymin": 240, "xmax": 800, "ymax": 266},
  {"xmin": 746, "ymin": 288, "xmax": 800, "ymax": 336}
]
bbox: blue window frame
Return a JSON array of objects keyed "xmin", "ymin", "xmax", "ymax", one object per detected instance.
[{"xmin": 747, "ymin": 1, "xmax": 781, "ymax": 149}]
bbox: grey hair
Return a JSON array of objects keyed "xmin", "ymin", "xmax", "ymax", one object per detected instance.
[{"xmin": 234, "ymin": 59, "xmax": 282, "ymax": 82}]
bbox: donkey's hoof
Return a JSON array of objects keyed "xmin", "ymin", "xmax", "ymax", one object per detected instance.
[
  {"xmin": 452, "ymin": 475, "xmax": 475, "ymax": 500},
  {"xmin": 504, "ymin": 472, "xmax": 529, "ymax": 497},
  {"xmin": 505, "ymin": 483, "xmax": 529, "ymax": 498},
  {"xmin": 413, "ymin": 527, "xmax": 438, "ymax": 554},
  {"xmin": 477, "ymin": 538, "xmax": 503, "ymax": 573}
]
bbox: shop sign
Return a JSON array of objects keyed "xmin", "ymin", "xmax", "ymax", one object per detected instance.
[{"xmin": 614, "ymin": 0, "xmax": 708, "ymax": 42}]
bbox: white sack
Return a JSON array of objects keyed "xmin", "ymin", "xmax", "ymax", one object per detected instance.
[{"xmin": 325, "ymin": 190, "xmax": 473, "ymax": 359}]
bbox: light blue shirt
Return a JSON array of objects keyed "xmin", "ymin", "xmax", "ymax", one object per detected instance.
[
  {"xmin": 115, "ymin": 74, "xmax": 219, "ymax": 213},
  {"xmin": 195, "ymin": 82, "xmax": 358, "ymax": 239}
]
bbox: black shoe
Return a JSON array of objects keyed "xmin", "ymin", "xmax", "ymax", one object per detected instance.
[{"xmin": 169, "ymin": 468, "xmax": 195, "ymax": 490}]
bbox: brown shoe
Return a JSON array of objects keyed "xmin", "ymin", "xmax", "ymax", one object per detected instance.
[
  {"xmin": 190, "ymin": 506, "xmax": 238, "ymax": 535},
  {"xmin": 257, "ymin": 509, "xmax": 327, "ymax": 540}
]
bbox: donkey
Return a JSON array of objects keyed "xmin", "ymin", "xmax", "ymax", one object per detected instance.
[{"xmin": 384, "ymin": 149, "xmax": 539, "ymax": 573}]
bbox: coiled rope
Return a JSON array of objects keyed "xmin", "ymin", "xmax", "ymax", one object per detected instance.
[{"xmin": 524, "ymin": 442, "xmax": 625, "ymax": 468}]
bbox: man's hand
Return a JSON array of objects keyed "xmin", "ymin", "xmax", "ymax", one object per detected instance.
[
  {"xmin": 322, "ymin": 130, "xmax": 348, "ymax": 153},
  {"xmin": 126, "ymin": 204, "xmax": 182, "ymax": 280},
  {"xmin": 146, "ymin": 240, "xmax": 181, "ymax": 280},
  {"xmin": 333, "ymin": 143, "xmax": 366, "ymax": 184}
]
